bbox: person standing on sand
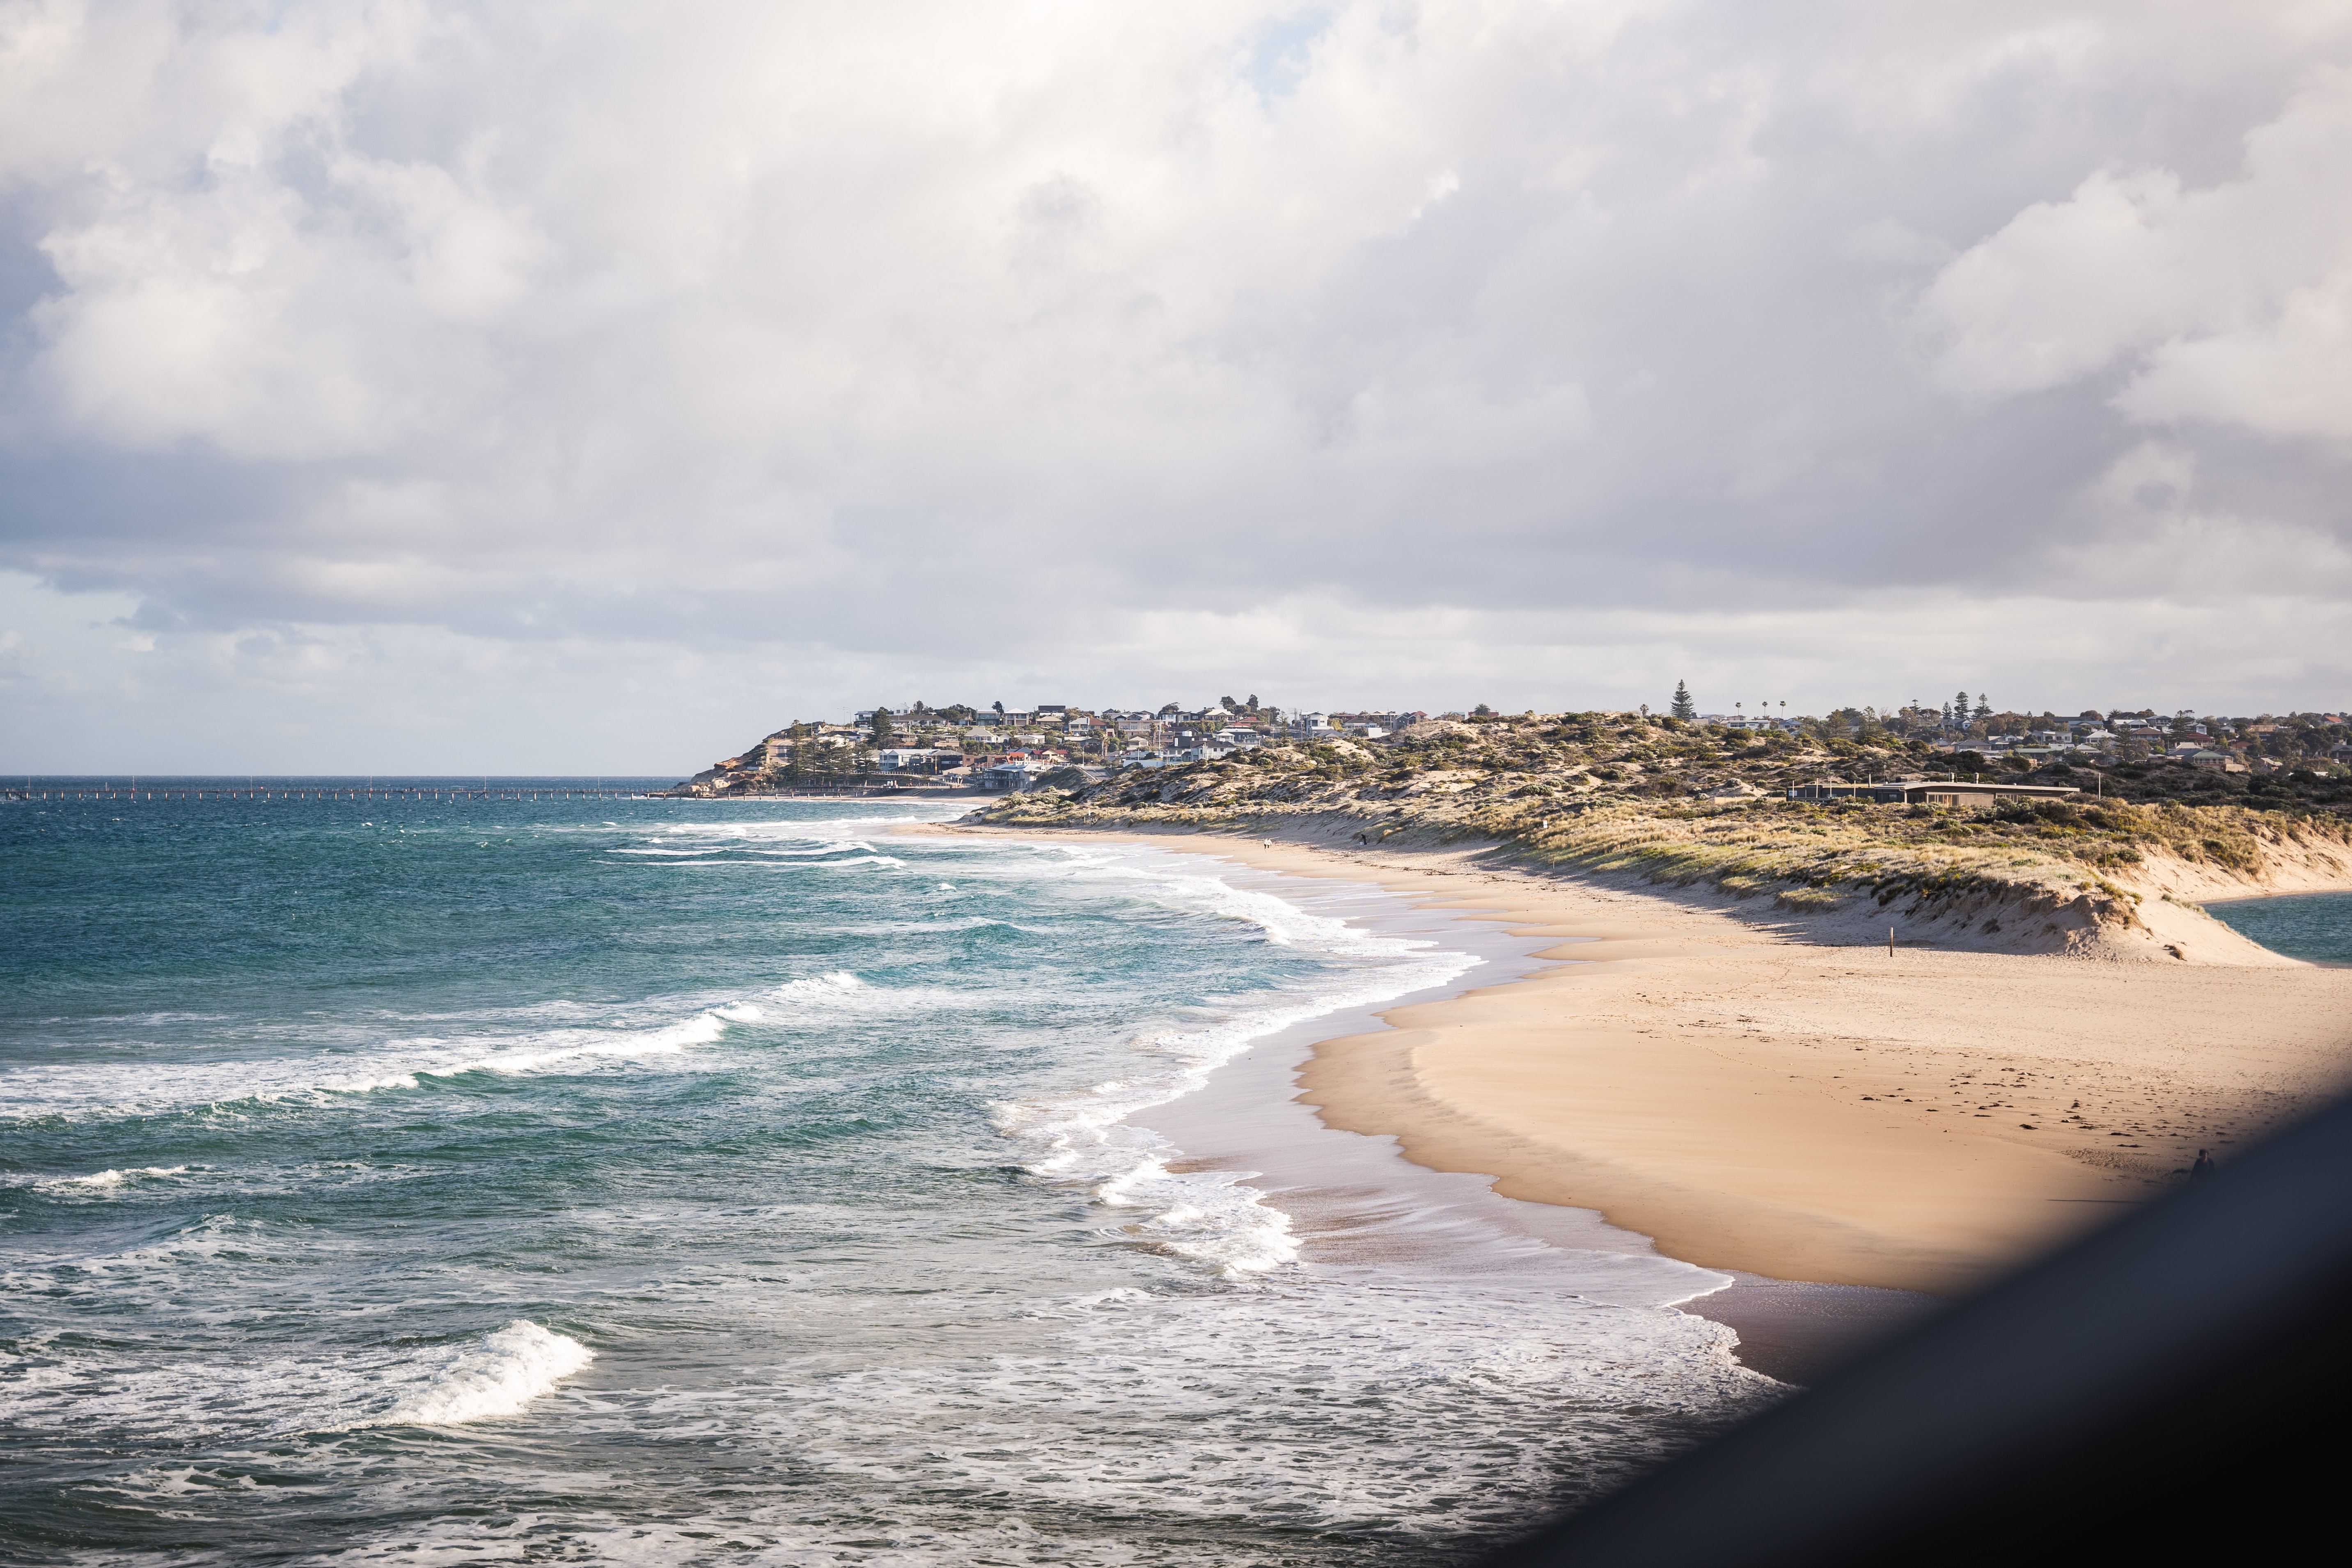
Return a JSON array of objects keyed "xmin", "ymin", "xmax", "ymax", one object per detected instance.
[{"xmin": 2191, "ymin": 1149, "xmax": 2217, "ymax": 1183}]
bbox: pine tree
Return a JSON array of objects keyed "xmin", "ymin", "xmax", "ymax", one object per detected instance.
[
  {"xmin": 871, "ymin": 706, "xmax": 895, "ymax": 748},
  {"xmin": 1671, "ymin": 680, "xmax": 1696, "ymax": 720}
]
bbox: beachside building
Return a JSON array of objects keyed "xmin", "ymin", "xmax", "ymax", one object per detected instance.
[
  {"xmin": 979, "ymin": 759, "xmax": 1058, "ymax": 791},
  {"xmin": 1788, "ymin": 780, "xmax": 2083, "ymax": 806},
  {"xmin": 877, "ymin": 747, "xmax": 959, "ymax": 772}
]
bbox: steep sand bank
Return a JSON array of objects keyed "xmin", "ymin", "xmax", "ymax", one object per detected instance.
[{"xmin": 916, "ymin": 821, "xmax": 2352, "ymax": 1296}]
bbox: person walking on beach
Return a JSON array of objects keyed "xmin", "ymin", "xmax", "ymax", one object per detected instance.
[{"xmin": 2190, "ymin": 1149, "xmax": 2217, "ymax": 1183}]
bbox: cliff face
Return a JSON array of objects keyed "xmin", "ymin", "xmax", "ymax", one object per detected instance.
[
  {"xmin": 972, "ymin": 715, "xmax": 2352, "ymax": 965},
  {"xmin": 664, "ymin": 729, "xmax": 860, "ymax": 796}
]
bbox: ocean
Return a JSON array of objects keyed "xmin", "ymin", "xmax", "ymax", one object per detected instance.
[
  {"xmin": 2, "ymin": 784, "xmax": 1763, "ymax": 1566},
  {"xmin": 2207, "ymin": 890, "xmax": 2352, "ymax": 967}
]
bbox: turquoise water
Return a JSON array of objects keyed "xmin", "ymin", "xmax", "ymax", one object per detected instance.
[
  {"xmin": 2206, "ymin": 891, "xmax": 2352, "ymax": 965},
  {"xmin": 2, "ymin": 784, "xmax": 1758, "ymax": 1565}
]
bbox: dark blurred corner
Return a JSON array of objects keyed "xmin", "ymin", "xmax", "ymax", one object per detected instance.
[{"xmin": 1478, "ymin": 1091, "xmax": 2352, "ymax": 1568}]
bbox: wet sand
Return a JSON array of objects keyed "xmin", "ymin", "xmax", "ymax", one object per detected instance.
[{"xmin": 918, "ymin": 821, "xmax": 2352, "ymax": 1305}]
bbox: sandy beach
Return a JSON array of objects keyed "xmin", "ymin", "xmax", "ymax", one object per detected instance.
[{"xmin": 919, "ymin": 821, "xmax": 2352, "ymax": 1302}]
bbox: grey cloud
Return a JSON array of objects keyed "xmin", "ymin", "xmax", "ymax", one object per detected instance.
[{"xmin": 2, "ymin": 1, "xmax": 2350, "ymax": 768}]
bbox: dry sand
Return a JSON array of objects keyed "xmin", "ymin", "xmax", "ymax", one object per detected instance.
[{"xmin": 922, "ymin": 821, "xmax": 2352, "ymax": 1298}]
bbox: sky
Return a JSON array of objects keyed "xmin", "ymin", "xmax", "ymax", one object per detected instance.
[{"xmin": 3, "ymin": 0, "xmax": 2350, "ymax": 773}]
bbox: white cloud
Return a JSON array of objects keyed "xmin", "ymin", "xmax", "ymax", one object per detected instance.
[
  {"xmin": 4, "ymin": 2, "xmax": 2352, "ymax": 766},
  {"xmin": 2120, "ymin": 266, "xmax": 2352, "ymax": 440},
  {"xmin": 2047, "ymin": 440, "xmax": 2352, "ymax": 596},
  {"xmin": 1916, "ymin": 168, "xmax": 2199, "ymax": 398},
  {"xmin": 1916, "ymin": 63, "xmax": 2352, "ymax": 441}
]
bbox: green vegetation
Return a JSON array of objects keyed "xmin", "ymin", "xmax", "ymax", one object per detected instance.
[{"xmin": 978, "ymin": 711, "xmax": 2352, "ymax": 917}]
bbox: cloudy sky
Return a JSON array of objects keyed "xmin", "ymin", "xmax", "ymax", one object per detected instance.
[{"xmin": 4, "ymin": 0, "xmax": 2349, "ymax": 771}]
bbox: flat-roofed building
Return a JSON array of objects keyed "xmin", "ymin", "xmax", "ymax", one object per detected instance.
[
  {"xmin": 1788, "ymin": 780, "xmax": 2083, "ymax": 806},
  {"xmin": 878, "ymin": 747, "xmax": 958, "ymax": 771}
]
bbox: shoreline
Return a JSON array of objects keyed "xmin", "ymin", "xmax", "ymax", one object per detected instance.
[
  {"xmin": 2203, "ymin": 887, "xmax": 2352, "ymax": 969},
  {"xmin": 1104, "ymin": 838, "xmax": 1934, "ymax": 1384},
  {"xmin": 902, "ymin": 821, "xmax": 1936, "ymax": 1380},
  {"xmin": 913, "ymin": 819, "xmax": 2352, "ymax": 1307}
]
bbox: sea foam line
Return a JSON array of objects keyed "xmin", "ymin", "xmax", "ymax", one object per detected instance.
[
  {"xmin": 997, "ymin": 851, "xmax": 1482, "ymax": 1277},
  {"xmin": 0, "ymin": 1319, "xmax": 596, "ymax": 1440},
  {"xmin": 22, "ymin": 1166, "xmax": 190, "ymax": 1192},
  {"xmin": 2, "ymin": 1006, "xmax": 759, "ymax": 1121},
  {"xmin": 379, "ymin": 1320, "xmax": 594, "ymax": 1427},
  {"xmin": 343, "ymin": 1010, "xmax": 738, "ymax": 1090}
]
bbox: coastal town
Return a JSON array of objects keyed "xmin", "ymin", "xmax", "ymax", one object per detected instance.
[
  {"xmin": 660, "ymin": 692, "xmax": 2352, "ymax": 975},
  {"xmin": 665, "ymin": 693, "xmax": 2352, "ymax": 803}
]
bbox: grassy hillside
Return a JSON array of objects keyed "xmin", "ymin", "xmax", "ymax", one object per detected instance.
[{"xmin": 976, "ymin": 713, "xmax": 2352, "ymax": 938}]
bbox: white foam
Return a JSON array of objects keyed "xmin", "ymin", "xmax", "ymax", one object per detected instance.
[
  {"xmin": 32, "ymin": 1165, "xmax": 188, "ymax": 1191},
  {"xmin": 5, "ymin": 1004, "xmax": 755, "ymax": 1119},
  {"xmin": 399, "ymin": 1010, "xmax": 731, "ymax": 1081},
  {"xmin": 0, "ymin": 1318, "xmax": 595, "ymax": 1441},
  {"xmin": 994, "ymin": 849, "xmax": 1482, "ymax": 1278},
  {"xmin": 634, "ymin": 1275, "xmax": 1770, "ymax": 1557},
  {"xmin": 380, "ymin": 1320, "xmax": 594, "ymax": 1427},
  {"xmin": 611, "ymin": 818, "xmax": 917, "ymax": 870},
  {"xmin": 768, "ymin": 971, "xmax": 863, "ymax": 1004}
]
